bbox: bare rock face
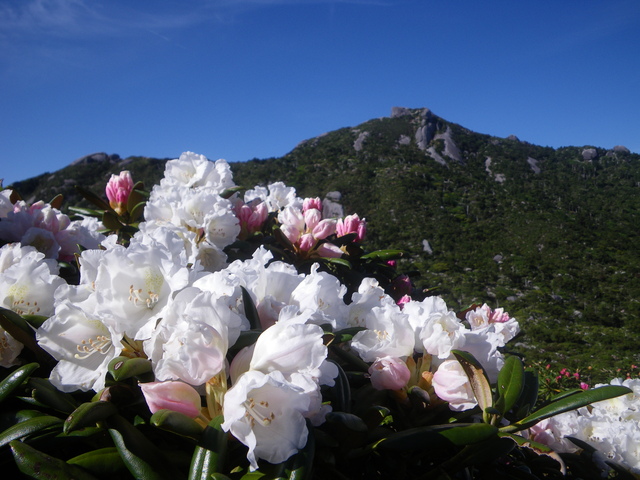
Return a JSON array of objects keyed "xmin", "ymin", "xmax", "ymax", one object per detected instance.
[
  {"xmin": 613, "ymin": 145, "xmax": 630, "ymax": 154},
  {"xmin": 582, "ymin": 148, "xmax": 598, "ymax": 161},
  {"xmin": 353, "ymin": 131, "xmax": 370, "ymax": 152},
  {"xmin": 70, "ymin": 152, "xmax": 121, "ymax": 166},
  {"xmin": 527, "ymin": 157, "xmax": 541, "ymax": 174},
  {"xmin": 390, "ymin": 107, "xmax": 413, "ymax": 118},
  {"xmin": 414, "ymin": 109, "xmax": 437, "ymax": 151},
  {"xmin": 322, "ymin": 191, "xmax": 344, "ymax": 218}
]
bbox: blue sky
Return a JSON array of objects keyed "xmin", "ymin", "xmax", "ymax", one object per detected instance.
[{"xmin": 2, "ymin": 0, "xmax": 640, "ymax": 186}]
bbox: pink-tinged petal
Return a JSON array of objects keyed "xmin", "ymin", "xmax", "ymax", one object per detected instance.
[
  {"xmin": 298, "ymin": 233, "xmax": 316, "ymax": 252},
  {"xmin": 312, "ymin": 219, "xmax": 336, "ymax": 240},
  {"xmin": 368, "ymin": 356, "xmax": 410, "ymax": 390},
  {"xmin": 140, "ymin": 381, "xmax": 202, "ymax": 418},
  {"xmin": 316, "ymin": 243, "xmax": 343, "ymax": 258},
  {"xmin": 302, "ymin": 197, "xmax": 322, "ymax": 213},
  {"xmin": 303, "ymin": 208, "xmax": 322, "ymax": 232}
]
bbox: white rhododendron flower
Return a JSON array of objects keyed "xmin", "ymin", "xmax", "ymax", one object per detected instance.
[
  {"xmin": 418, "ymin": 310, "xmax": 467, "ymax": 359},
  {"xmin": 290, "ymin": 264, "xmax": 348, "ymax": 329},
  {"xmin": 350, "ymin": 303, "xmax": 414, "ymax": 362},
  {"xmin": 222, "ymin": 370, "xmax": 314, "ymax": 471},
  {"xmin": 0, "ymin": 326, "xmax": 23, "ymax": 367},
  {"xmin": 144, "ymin": 287, "xmax": 246, "ymax": 385},
  {"xmin": 37, "ymin": 301, "xmax": 123, "ymax": 392},
  {"xmin": 0, "ymin": 245, "xmax": 64, "ymax": 317},
  {"xmin": 346, "ymin": 277, "xmax": 395, "ymax": 328},
  {"xmin": 432, "ymin": 359, "xmax": 477, "ymax": 411},
  {"xmin": 92, "ymin": 239, "xmax": 190, "ymax": 338}
]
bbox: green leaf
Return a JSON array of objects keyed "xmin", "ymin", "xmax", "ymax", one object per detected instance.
[
  {"xmin": 452, "ymin": 350, "xmax": 493, "ymax": 417},
  {"xmin": 109, "ymin": 428, "xmax": 166, "ymax": 480},
  {"xmin": 512, "ymin": 370, "xmax": 539, "ymax": 419},
  {"xmin": 494, "ymin": 355, "xmax": 524, "ymax": 416},
  {"xmin": 329, "ymin": 327, "xmax": 366, "ymax": 344},
  {"xmin": 500, "ymin": 432, "xmax": 566, "ymax": 475},
  {"xmin": 241, "ymin": 286, "xmax": 261, "ymax": 330},
  {"xmin": 0, "ymin": 415, "xmax": 63, "ymax": 447},
  {"xmin": 360, "ymin": 249, "xmax": 405, "ymax": 261},
  {"xmin": 127, "ymin": 187, "xmax": 147, "ymax": 214},
  {"xmin": 0, "ymin": 308, "xmax": 55, "ymax": 367},
  {"xmin": 28, "ymin": 377, "xmax": 79, "ymax": 414},
  {"xmin": 67, "ymin": 447, "xmax": 127, "ymax": 476},
  {"xmin": 502, "ymin": 385, "xmax": 632, "ymax": 433},
  {"xmin": 128, "ymin": 201, "xmax": 146, "ymax": 222},
  {"xmin": 49, "ymin": 193, "xmax": 64, "ymax": 210},
  {"xmin": 329, "ymin": 360, "xmax": 351, "ymax": 413},
  {"xmin": 108, "ymin": 356, "xmax": 153, "ymax": 381},
  {"xmin": 325, "ymin": 412, "xmax": 368, "ymax": 433},
  {"xmin": 150, "ymin": 409, "xmax": 204, "ymax": 440},
  {"xmin": 220, "ymin": 186, "xmax": 245, "ymax": 199},
  {"xmin": 0, "ymin": 362, "xmax": 39, "ymax": 403},
  {"xmin": 436, "ymin": 436, "xmax": 516, "ymax": 475},
  {"xmin": 68, "ymin": 206, "xmax": 105, "ymax": 217},
  {"xmin": 188, "ymin": 416, "xmax": 227, "ymax": 480},
  {"xmin": 228, "ymin": 330, "xmax": 262, "ymax": 356},
  {"xmin": 10, "ymin": 440, "xmax": 99, "ymax": 480},
  {"xmin": 102, "ymin": 210, "xmax": 124, "ymax": 230},
  {"xmin": 75, "ymin": 185, "xmax": 112, "ymax": 211},
  {"xmin": 322, "ymin": 257, "xmax": 351, "ymax": 268},
  {"xmin": 374, "ymin": 423, "xmax": 497, "ymax": 451},
  {"xmin": 64, "ymin": 400, "xmax": 118, "ymax": 434}
]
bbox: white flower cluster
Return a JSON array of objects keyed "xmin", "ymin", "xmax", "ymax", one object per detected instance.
[
  {"xmin": 0, "ymin": 152, "xmax": 521, "ymax": 469},
  {"xmin": 530, "ymin": 377, "xmax": 640, "ymax": 473}
]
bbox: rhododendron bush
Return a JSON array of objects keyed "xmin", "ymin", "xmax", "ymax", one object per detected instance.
[{"xmin": 0, "ymin": 152, "xmax": 637, "ymax": 479}]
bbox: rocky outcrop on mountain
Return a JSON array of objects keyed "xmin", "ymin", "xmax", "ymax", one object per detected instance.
[
  {"xmin": 70, "ymin": 152, "xmax": 121, "ymax": 166},
  {"xmin": 582, "ymin": 148, "xmax": 598, "ymax": 161}
]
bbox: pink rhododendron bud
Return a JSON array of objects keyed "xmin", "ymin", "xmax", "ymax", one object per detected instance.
[
  {"xmin": 235, "ymin": 200, "xmax": 268, "ymax": 239},
  {"xmin": 302, "ymin": 197, "xmax": 322, "ymax": 213},
  {"xmin": 580, "ymin": 382, "xmax": 589, "ymax": 390},
  {"xmin": 139, "ymin": 381, "xmax": 202, "ymax": 418},
  {"xmin": 336, "ymin": 214, "xmax": 366, "ymax": 241},
  {"xmin": 315, "ymin": 242, "xmax": 343, "ymax": 258},
  {"xmin": 303, "ymin": 208, "xmax": 322, "ymax": 232},
  {"xmin": 312, "ymin": 219, "xmax": 336, "ymax": 240},
  {"xmin": 106, "ymin": 171, "xmax": 134, "ymax": 215},
  {"xmin": 298, "ymin": 233, "xmax": 316, "ymax": 252},
  {"xmin": 397, "ymin": 295, "xmax": 412, "ymax": 309},
  {"xmin": 368, "ymin": 356, "xmax": 410, "ymax": 390},
  {"xmin": 432, "ymin": 360, "xmax": 477, "ymax": 411}
]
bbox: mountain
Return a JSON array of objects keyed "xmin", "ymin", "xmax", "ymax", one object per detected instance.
[{"xmin": 7, "ymin": 107, "xmax": 640, "ymax": 381}]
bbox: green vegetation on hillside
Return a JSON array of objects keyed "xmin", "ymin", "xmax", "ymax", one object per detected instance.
[{"xmin": 9, "ymin": 109, "xmax": 640, "ymax": 382}]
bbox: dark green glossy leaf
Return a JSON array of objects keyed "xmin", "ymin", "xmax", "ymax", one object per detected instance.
[
  {"xmin": 68, "ymin": 206, "xmax": 105, "ymax": 217},
  {"xmin": 127, "ymin": 186, "xmax": 147, "ymax": 213},
  {"xmin": 322, "ymin": 257, "xmax": 351, "ymax": 268},
  {"xmin": 360, "ymin": 249, "xmax": 405, "ymax": 261},
  {"xmin": 64, "ymin": 400, "xmax": 118, "ymax": 434},
  {"xmin": 150, "ymin": 409, "xmax": 204, "ymax": 440},
  {"xmin": 67, "ymin": 447, "xmax": 126, "ymax": 475},
  {"xmin": 128, "ymin": 201, "xmax": 146, "ymax": 222},
  {"xmin": 503, "ymin": 385, "xmax": 632, "ymax": 433},
  {"xmin": 10, "ymin": 440, "xmax": 99, "ymax": 480},
  {"xmin": 241, "ymin": 286, "xmax": 261, "ymax": 330},
  {"xmin": 437, "ymin": 436, "xmax": 516, "ymax": 475},
  {"xmin": 102, "ymin": 210, "xmax": 124, "ymax": 230},
  {"xmin": 329, "ymin": 360, "xmax": 351, "ymax": 413},
  {"xmin": 501, "ymin": 432, "xmax": 566, "ymax": 474},
  {"xmin": 325, "ymin": 412, "xmax": 367, "ymax": 433},
  {"xmin": 513, "ymin": 370, "xmax": 539, "ymax": 419},
  {"xmin": 374, "ymin": 423, "xmax": 497, "ymax": 451},
  {"xmin": 49, "ymin": 193, "xmax": 64, "ymax": 210},
  {"xmin": 109, "ymin": 428, "xmax": 166, "ymax": 480},
  {"xmin": 0, "ymin": 415, "xmax": 63, "ymax": 447},
  {"xmin": 0, "ymin": 362, "xmax": 39, "ymax": 403},
  {"xmin": 495, "ymin": 355, "xmax": 524, "ymax": 416},
  {"xmin": 188, "ymin": 416, "xmax": 227, "ymax": 480},
  {"xmin": 108, "ymin": 356, "xmax": 153, "ymax": 381},
  {"xmin": 75, "ymin": 185, "xmax": 112, "ymax": 211},
  {"xmin": 28, "ymin": 377, "xmax": 79, "ymax": 413},
  {"xmin": 0, "ymin": 309, "xmax": 55, "ymax": 367}
]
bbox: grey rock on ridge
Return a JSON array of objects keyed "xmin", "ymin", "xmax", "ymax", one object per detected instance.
[
  {"xmin": 582, "ymin": 148, "xmax": 598, "ymax": 161},
  {"xmin": 70, "ymin": 152, "xmax": 121, "ymax": 166}
]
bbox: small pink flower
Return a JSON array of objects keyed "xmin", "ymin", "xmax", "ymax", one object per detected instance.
[
  {"xmin": 397, "ymin": 295, "xmax": 412, "ymax": 309},
  {"xmin": 336, "ymin": 214, "xmax": 366, "ymax": 242},
  {"xmin": 235, "ymin": 200, "xmax": 268, "ymax": 239},
  {"xmin": 106, "ymin": 171, "xmax": 134, "ymax": 215},
  {"xmin": 311, "ymin": 218, "xmax": 336, "ymax": 240},
  {"xmin": 298, "ymin": 233, "xmax": 316, "ymax": 252},
  {"xmin": 573, "ymin": 372, "xmax": 580, "ymax": 379},
  {"xmin": 302, "ymin": 197, "xmax": 322, "ymax": 213},
  {"xmin": 580, "ymin": 382, "xmax": 589, "ymax": 390},
  {"xmin": 387, "ymin": 260, "xmax": 397, "ymax": 268},
  {"xmin": 139, "ymin": 381, "xmax": 202, "ymax": 418},
  {"xmin": 368, "ymin": 356, "xmax": 410, "ymax": 391}
]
